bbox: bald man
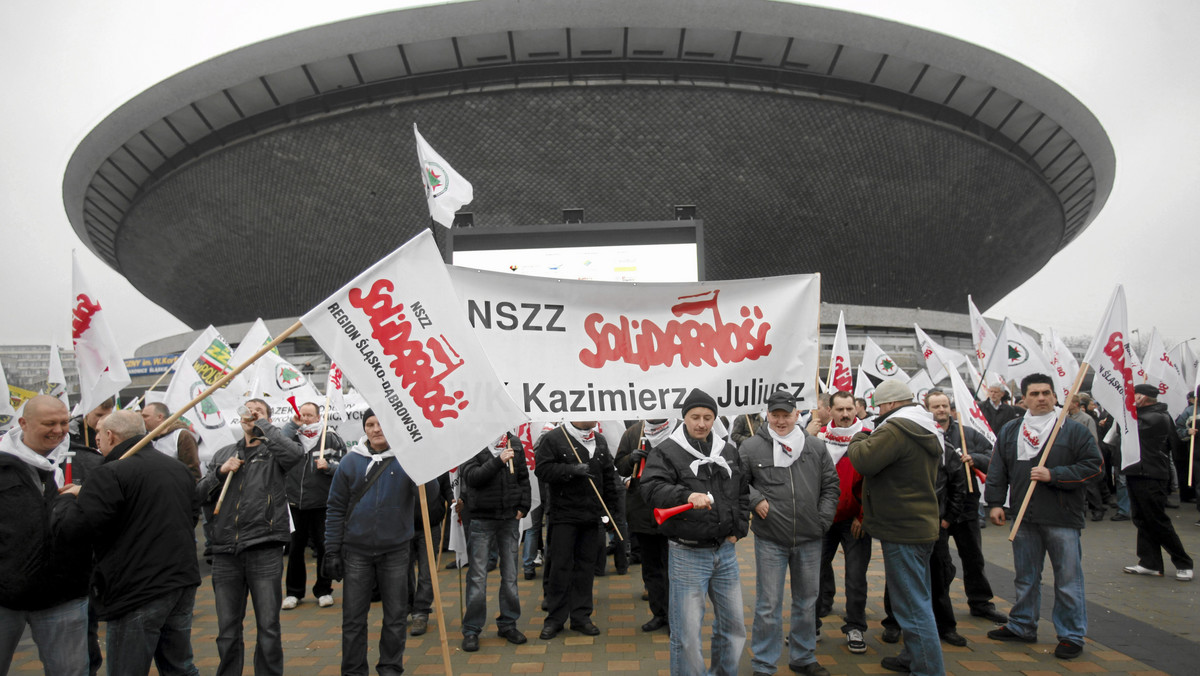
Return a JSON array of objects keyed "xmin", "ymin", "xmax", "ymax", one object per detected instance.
[
  {"xmin": 56, "ymin": 410, "xmax": 202, "ymax": 676},
  {"xmin": 0, "ymin": 395, "xmax": 92, "ymax": 675}
]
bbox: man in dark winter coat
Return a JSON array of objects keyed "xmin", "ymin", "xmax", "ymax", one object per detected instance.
[
  {"xmin": 459, "ymin": 430, "xmax": 532, "ymax": 651},
  {"xmin": 641, "ymin": 389, "xmax": 750, "ymax": 676},
  {"xmin": 0, "ymin": 395, "xmax": 91, "ymax": 675},
  {"xmin": 56, "ymin": 410, "xmax": 201, "ymax": 676},
  {"xmin": 534, "ymin": 420, "xmax": 620, "ymax": 640}
]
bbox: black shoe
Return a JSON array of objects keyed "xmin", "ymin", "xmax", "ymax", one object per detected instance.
[
  {"xmin": 880, "ymin": 626, "xmax": 900, "ymax": 643},
  {"xmin": 540, "ymin": 599, "xmax": 548, "ymax": 611},
  {"xmin": 987, "ymin": 626, "xmax": 1036, "ymax": 643},
  {"xmin": 409, "ymin": 617, "xmax": 428, "ymax": 636},
  {"xmin": 570, "ymin": 622, "xmax": 601, "ymax": 636},
  {"xmin": 524, "ymin": 570, "xmax": 536, "ymax": 580},
  {"xmin": 1111, "ymin": 512, "xmax": 1130, "ymax": 521},
  {"xmin": 1054, "ymin": 640, "xmax": 1083, "ymax": 659},
  {"xmin": 940, "ymin": 631, "xmax": 967, "ymax": 647},
  {"xmin": 616, "ymin": 567, "xmax": 629, "ymax": 576},
  {"xmin": 970, "ymin": 607, "xmax": 1009, "ymax": 624},
  {"xmin": 539, "ymin": 624, "xmax": 562, "ymax": 640},
  {"xmin": 641, "ymin": 589, "xmax": 650, "ymax": 601},
  {"xmin": 1091, "ymin": 510, "xmax": 1105, "ymax": 522},
  {"xmin": 879, "ymin": 656, "xmax": 911, "ymax": 673},
  {"xmin": 499, "ymin": 627, "xmax": 527, "ymax": 645},
  {"xmin": 788, "ymin": 662, "xmax": 830, "ymax": 676},
  {"xmin": 461, "ymin": 634, "xmax": 479, "ymax": 652},
  {"xmin": 641, "ymin": 616, "xmax": 668, "ymax": 632},
  {"xmin": 487, "ymin": 560, "xmax": 498, "ymax": 571}
]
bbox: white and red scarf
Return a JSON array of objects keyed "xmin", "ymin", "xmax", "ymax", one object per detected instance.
[
  {"xmin": 822, "ymin": 419, "xmax": 866, "ymax": 465},
  {"xmin": 1018, "ymin": 411, "xmax": 1057, "ymax": 461},
  {"xmin": 768, "ymin": 425, "xmax": 807, "ymax": 469}
]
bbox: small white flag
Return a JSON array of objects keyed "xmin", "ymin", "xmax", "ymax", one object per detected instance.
[
  {"xmin": 827, "ymin": 312, "xmax": 854, "ymax": 393},
  {"xmin": 1143, "ymin": 328, "xmax": 1188, "ymax": 416},
  {"xmin": 414, "ymin": 124, "xmax": 474, "ymax": 228},
  {"xmin": 71, "ymin": 253, "xmax": 132, "ymax": 413},
  {"xmin": 914, "ymin": 324, "xmax": 967, "ymax": 384},
  {"xmin": 967, "ymin": 295, "xmax": 998, "ymax": 369},
  {"xmin": 855, "ymin": 337, "xmax": 908, "ymax": 406},
  {"xmin": 1081, "ymin": 286, "xmax": 1141, "ymax": 469},
  {"xmin": 46, "ymin": 341, "xmax": 70, "ymax": 407}
]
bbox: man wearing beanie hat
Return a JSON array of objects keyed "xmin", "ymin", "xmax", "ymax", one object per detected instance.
[
  {"xmin": 1121, "ymin": 384, "xmax": 1193, "ymax": 580},
  {"xmin": 324, "ymin": 408, "xmax": 422, "ymax": 675},
  {"xmin": 847, "ymin": 379, "xmax": 945, "ymax": 675},
  {"xmin": 738, "ymin": 390, "xmax": 839, "ymax": 676},
  {"xmin": 641, "ymin": 388, "xmax": 750, "ymax": 676}
]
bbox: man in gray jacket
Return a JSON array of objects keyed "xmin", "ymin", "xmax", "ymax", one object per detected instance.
[{"xmin": 739, "ymin": 391, "xmax": 839, "ymax": 676}]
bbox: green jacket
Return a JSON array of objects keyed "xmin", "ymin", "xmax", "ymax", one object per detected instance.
[{"xmin": 847, "ymin": 405, "xmax": 941, "ymax": 544}]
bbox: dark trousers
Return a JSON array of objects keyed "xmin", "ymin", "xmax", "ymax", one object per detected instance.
[
  {"xmin": 945, "ymin": 517, "xmax": 998, "ymax": 613},
  {"xmin": 286, "ymin": 506, "xmax": 332, "ymax": 599},
  {"xmin": 635, "ymin": 532, "xmax": 670, "ymax": 619},
  {"xmin": 87, "ymin": 600, "xmax": 102, "ymax": 676},
  {"xmin": 544, "ymin": 522, "xmax": 600, "ymax": 627},
  {"xmin": 1128, "ymin": 476, "xmax": 1194, "ymax": 571},
  {"xmin": 105, "ymin": 586, "xmax": 200, "ymax": 676},
  {"xmin": 211, "ymin": 547, "xmax": 284, "ymax": 676},
  {"xmin": 409, "ymin": 524, "xmax": 441, "ymax": 618},
  {"xmin": 342, "ymin": 548, "xmax": 410, "ymax": 676},
  {"xmin": 883, "ymin": 529, "xmax": 957, "ymax": 634},
  {"xmin": 817, "ymin": 518, "xmax": 872, "ymax": 633},
  {"xmin": 1172, "ymin": 445, "xmax": 1196, "ymax": 502}
]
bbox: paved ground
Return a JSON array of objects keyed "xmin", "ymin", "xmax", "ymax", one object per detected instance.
[{"xmin": 8, "ymin": 506, "xmax": 1199, "ymax": 675}]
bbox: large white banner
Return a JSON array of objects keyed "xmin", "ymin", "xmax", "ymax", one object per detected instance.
[
  {"xmin": 302, "ymin": 231, "xmax": 527, "ymax": 484},
  {"xmin": 445, "ymin": 267, "xmax": 822, "ymax": 417}
]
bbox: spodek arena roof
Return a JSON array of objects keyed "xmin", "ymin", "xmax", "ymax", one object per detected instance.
[{"xmin": 64, "ymin": 0, "xmax": 1114, "ymax": 328}]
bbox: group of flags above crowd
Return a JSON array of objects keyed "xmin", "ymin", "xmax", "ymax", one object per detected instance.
[{"xmin": 2, "ymin": 127, "xmax": 1195, "ymax": 490}]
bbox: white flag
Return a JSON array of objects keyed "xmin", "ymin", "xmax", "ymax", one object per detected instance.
[
  {"xmin": 46, "ymin": 341, "xmax": 70, "ymax": 407},
  {"xmin": 71, "ymin": 253, "xmax": 131, "ymax": 413},
  {"xmin": 162, "ymin": 326, "xmax": 243, "ymax": 456},
  {"xmin": 230, "ymin": 319, "xmax": 322, "ymax": 418},
  {"xmin": 414, "ymin": 124, "xmax": 473, "ymax": 228},
  {"xmin": 301, "ymin": 230, "xmax": 527, "ymax": 484},
  {"xmin": 1040, "ymin": 328, "xmax": 1078, "ymax": 405},
  {"xmin": 967, "ymin": 295, "xmax": 998, "ymax": 369},
  {"xmin": 447, "ymin": 465, "xmax": 468, "ymax": 567},
  {"xmin": 855, "ymin": 337, "xmax": 908, "ymax": 405},
  {"xmin": 948, "ymin": 363, "xmax": 995, "ymax": 445},
  {"xmin": 0, "ymin": 358, "xmax": 16, "ymax": 434},
  {"xmin": 827, "ymin": 312, "xmax": 854, "ymax": 393},
  {"xmin": 906, "ymin": 369, "xmax": 935, "ymax": 404},
  {"xmin": 1081, "ymin": 286, "xmax": 1141, "ymax": 469},
  {"xmin": 914, "ymin": 324, "xmax": 967, "ymax": 384},
  {"xmin": 1169, "ymin": 340, "xmax": 1198, "ymax": 396},
  {"xmin": 1143, "ymin": 328, "xmax": 1188, "ymax": 416},
  {"xmin": 326, "ymin": 361, "xmax": 347, "ymax": 425}
]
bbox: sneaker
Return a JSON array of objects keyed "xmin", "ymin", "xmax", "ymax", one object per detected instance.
[
  {"xmin": 846, "ymin": 628, "xmax": 867, "ymax": 654},
  {"xmin": 533, "ymin": 551, "xmax": 543, "ymax": 566},
  {"xmin": 1123, "ymin": 564, "xmax": 1164, "ymax": 576},
  {"xmin": 410, "ymin": 617, "xmax": 428, "ymax": 636},
  {"xmin": 1177, "ymin": 569, "xmax": 1194, "ymax": 581},
  {"xmin": 987, "ymin": 626, "xmax": 1036, "ymax": 643},
  {"xmin": 281, "ymin": 596, "xmax": 299, "ymax": 610},
  {"xmin": 1054, "ymin": 640, "xmax": 1083, "ymax": 659},
  {"xmin": 880, "ymin": 626, "xmax": 900, "ymax": 644},
  {"xmin": 318, "ymin": 595, "xmax": 334, "ymax": 608},
  {"xmin": 788, "ymin": 662, "xmax": 830, "ymax": 676}
]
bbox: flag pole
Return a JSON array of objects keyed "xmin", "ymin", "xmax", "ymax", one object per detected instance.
[
  {"xmin": 318, "ymin": 396, "xmax": 331, "ymax": 462},
  {"xmin": 1189, "ymin": 402, "xmax": 1197, "ymax": 488},
  {"xmin": 1007, "ymin": 365, "xmax": 1089, "ymax": 541},
  {"xmin": 954, "ymin": 406, "xmax": 975, "ymax": 494},
  {"xmin": 419, "ymin": 484, "xmax": 454, "ymax": 676},
  {"xmin": 121, "ymin": 320, "xmax": 305, "ymax": 460},
  {"xmin": 559, "ymin": 427, "xmax": 623, "ymax": 541},
  {"xmin": 505, "ymin": 435, "xmax": 515, "ymax": 474},
  {"xmin": 126, "ymin": 360, "xmax": 178, "ymax": 410}
]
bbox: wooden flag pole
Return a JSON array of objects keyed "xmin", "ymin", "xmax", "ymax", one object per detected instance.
[
  {"xmin": 121, "ymin": 320, "xmax": 304, "ymax": 460},
  {"xmin": 954, "ymin": 406, "xmax": 975, "ymax": 494},
  {"xmin": 213, "ymin": 470, "xmax": 236, "ymax": 515},
  {"xmin": 317, "ymin": 396, "xmax": 331, "ymax": 462},
  {"xmin": 560, "ymin": 427, "xmax": 624, "ymax": 541},
  {"xmin": 506, "ymin": 436, "xmax": 515, "ymax": 474},
  {"xmin": 419, "ymin": 484, "xmax": 454, "ymax": 676},
  {"xmin": 126, "ymin": 361, "xmax": 178, "ymax": 409},
  {"xmin": 1189, "ymin": 402, "xmax": 1197, "ymax": 488},
  {"xmin": 1007, "ymin": 366, "xmax": 1089, "ymax": 542}
]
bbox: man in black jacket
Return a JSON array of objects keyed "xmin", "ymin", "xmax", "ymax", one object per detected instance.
[
  {"xmin": 56, "ymin": 410, "xmax": 201, "ymax": 676},
  {"xmin": 1122, "ymin": 384, "xmax": 1193, "ymax": 580},
  {"xmin": 614, "ymin": 418, "xmax": 675, "ymax": 633},
  {"xmin": 641, "ymin": 389, "xmax": 750, "ymax": 676},
  {"xmin": 980, "ymin": 384, "xmax": 1021, "ymax": 437},
  {"xmin": 459, "ymin": 430, "xmax": 531, "ymax": 651},
  {"xmin": 0, "ymin": 395, "xmax": 91, "ymax": 676},
  {"xmin": 534, "ymin": 420, "xmax": 619, "ymax": 640}
]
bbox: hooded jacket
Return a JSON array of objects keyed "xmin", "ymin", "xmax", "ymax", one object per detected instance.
[
  {"xmin": 738, "ymin": 422, "xmax": 839, "ymax": 546},
  {"xmin": 847, "ymin": 404, "xmax": 942, "ymax": 544},
  {"xmin": 985, "ymin": 416, "xmax": 1101, "ymax": 530},
  {"xmin": 196, "ymin": 420, "xmax": 303, "ymax": 555}
]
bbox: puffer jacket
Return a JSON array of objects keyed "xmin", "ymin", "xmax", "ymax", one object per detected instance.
[
  {"xmin": 985, "ymin": 416, "xmax": 1101, "ymax": 529},
  {"xmin": 738, "ymin": 423, "xmax": 839, "ymax": 546},
  {"xmin": 640, "ymin": 430, "xmax": 749, "ymax": 543},
  {"xmin": 196, "ymin": 420, "xmax": 303, "ymax": 554},
  {"xmin": 847, "ymin": 404, "xmax": 942, "ymax": 544}
]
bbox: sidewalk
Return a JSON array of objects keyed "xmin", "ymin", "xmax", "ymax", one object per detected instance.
[{"xmin": 8, "ymin": 511, "xmax": 1198, "ymax": 675}]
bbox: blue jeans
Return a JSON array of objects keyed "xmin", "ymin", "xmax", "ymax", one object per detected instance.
[
  {"xmin": 668, "ymin": 540, "xmax": 745, "ymax": 676},
  {"xmin": 342, "ymin": 547, "xmax": 410, "ymax": 676},
  {"xmin": 106, "ymin": 586, "xmax": 200, "ymax": 676},
  {"xmin": 0, "ymin": 597, "xmax": 88, "ymax": 676},
  {"xmin": 751, "ymin": 537, "xmax": 821, "ymax": 673},
  {"xmin": 879, "ymin": 540, "xmax": 943, "ymax": 676},
  {"xmin": 522, "ymin": 524, "xmax": 540, "ymax": 573},
  {"xmin": 211, "ymin": 547, "xmax": 284, "ymax": 676},
  {"xmin": 1116, "ymin": 473, "xmax": 1131, "ymax": 515},
  {"xmin": 817, "ymin": 518, "xmax": 872, "ymax": 633},
  {"xmin": 464, "ymin": 518, "xmax": 521, "ymax": 635},
  {"xmin": 1007, "ymin": 523, "xmax": 1086, "ymax": 645}
]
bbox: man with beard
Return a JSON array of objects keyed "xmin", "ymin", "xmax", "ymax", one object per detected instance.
[
  {"xmin": 534, "ymin": 420, "xmax": 620, "ymax": 639},
  {"xmin": 614, "ymin": 418, "xmax": 677, "ymax": 633},
  {"xmin": 641, "ymin": 389, "xmax": 750, "ymax": 676},
  {"xmin": 740, "ymin": 391, "xmax": 838, "ymax": 676},
  {"xmin": 816, "ymin": 390, "xmax": 873, "ymax": 654},
  {"xmin": 985, "ymin": 374, "xmax": 1101, "ymax": 660}
]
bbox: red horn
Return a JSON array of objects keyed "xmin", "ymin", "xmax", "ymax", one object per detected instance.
[{"xmin": 654, "ymin": 503, "xmax": 694, "ymax": 525}]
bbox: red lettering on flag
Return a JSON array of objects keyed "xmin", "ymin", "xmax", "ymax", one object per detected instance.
[{"xmin": 71, "ymin": 294, "xmax": 102, "ymax": 343}]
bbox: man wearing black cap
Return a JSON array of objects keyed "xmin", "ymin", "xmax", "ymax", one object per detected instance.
[
  {"xmin": 1121, "ymin": 384, "xmax": 1193, "ymax": 581},
  {"xmin": 641, "ymin": 388, "xmax": 750, "ymax": 676},
  {"xmin": 739, "ymin": 390, "xmax": 838, "ymax": 676}
]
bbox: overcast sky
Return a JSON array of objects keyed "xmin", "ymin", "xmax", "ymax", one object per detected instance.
[{"xmin": 2, "ymin": 0, "xmax": 1196, "ymax": 356}]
